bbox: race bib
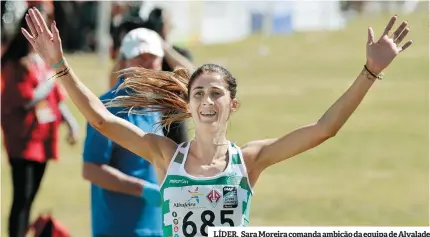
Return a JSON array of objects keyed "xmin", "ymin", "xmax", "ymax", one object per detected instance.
[{"xmin": 168, "ymin": 186, "xmax": 242, "ymax": 237}]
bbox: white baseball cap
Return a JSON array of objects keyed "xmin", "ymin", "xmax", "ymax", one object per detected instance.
[{"xmin": 119, "ymin": 28, "xmax": 164, "ymax": 60}]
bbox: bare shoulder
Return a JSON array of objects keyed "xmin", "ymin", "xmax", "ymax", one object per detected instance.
[
  {"xmin": 240, "ymin": 138, "xmax": 277, "ymax": 173},
  {"xmin": 238, "ymin": 139, "xmax": 276, "ymax": 187},
  {"xmin": 152, "ymin": 134, "xmax": 181, "ymax": 171}
]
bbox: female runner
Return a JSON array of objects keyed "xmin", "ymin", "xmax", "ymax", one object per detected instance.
[{"xmin": 21, "ymin": 8, "xmax": 412, "ymax": 237}]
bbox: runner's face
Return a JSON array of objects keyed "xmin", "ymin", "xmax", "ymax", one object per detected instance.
[{"xmin": 188, "ymin": 73, "xmax": 234, "ymax": 128}]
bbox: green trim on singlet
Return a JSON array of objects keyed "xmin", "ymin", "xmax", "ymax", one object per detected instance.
[
  {"xmin": 161, "ymin": 196, "xmax": 173, "ymax": 236},
  {"xmin": 163, "ymin": 224, "xmax": 173, "ymax": 237},
  {"xmin": 173, "ymin": 152, "xmax": 185, "ymax": 164},
  {"xmin": 162, "ymin": 175, "xmax": 251, "ymax": 191},
  {"xmin": 173, "ymin": 142, "xmax": 188, "ymax": 164},
  {"xmin": 162, "ymin": 199, "xmax": 170, "ymax": 214},
  {"xmin": 243, "ymin": 190, "xmax": 252, "ymax": 217},
  {"xmin": 231, "ymin": 153, "xmax": 241, "ymax": 164},
  {"xmin": 239, "ymin": 177, "xmax": 251, "ymax": 191}
]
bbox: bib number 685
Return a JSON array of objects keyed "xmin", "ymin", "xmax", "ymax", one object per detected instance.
[{"xmin": 182, "ymin": 210, "xmax": 234, "ymax": 237}]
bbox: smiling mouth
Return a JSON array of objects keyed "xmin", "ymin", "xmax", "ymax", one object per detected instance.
[{"xmin": 200, "ymin": 111, "xmax": 217, "ymax": 116}]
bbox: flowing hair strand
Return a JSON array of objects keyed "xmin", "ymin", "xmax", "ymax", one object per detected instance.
[{"xmin": 105, "ymin": 67, "xmax": 192, "ymax": 131}]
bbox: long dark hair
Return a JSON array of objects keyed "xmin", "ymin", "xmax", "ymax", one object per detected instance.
[
  {"xmin": 112, "ymin": 16, "xmax": 146, "ymax": 55},
  {"xmin": 1, "ymin": 7, "xmax": 34, "ymax": 67},
  {"xmin": 145, "ymin": 7, "xmax": 164, "ymax": 35},
  {"xmin": 1, "ymin": 4, "xmax": 49, "ymax": 66}
]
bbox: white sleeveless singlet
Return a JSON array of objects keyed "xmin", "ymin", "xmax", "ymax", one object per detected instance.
[{"xmin": 159, "ymin": 141, "xmax": 254, "ymax": 237}]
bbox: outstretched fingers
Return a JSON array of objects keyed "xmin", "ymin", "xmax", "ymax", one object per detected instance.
[
  {"xmin": 391, "ymin": 20, "xmax": 408, "ymax": 42},
  {"xmin": 367, "ymin": 27, "xmax": 375, "ymax": 45},
  {"xmin": 399, "ymin": 40, "xmax": 413, "ymax": 52},
  {"xmin": 25, "ymin": 14, "xmax": 37, "ymax": 37},
  {"xmin": 21, "ymin": 27, "xmax": 35, "ymax": 44},
  {"xmin": 33, "ymin": 7, "xmax": 52, "ymax": 38},
  {"xmin": 394, "ymin": 27, "xmax": 409, "ymax": 45},
  {"xmin": 28, "ymin": 8, "xmax": 42, "ymax": 34},
  {"xmin": 380, "ymin": 15, "xmax": 397, "ymax": 41},
  {"xmin": 50, "ymin": 21, "xmax": 60, "ymax": 43}
]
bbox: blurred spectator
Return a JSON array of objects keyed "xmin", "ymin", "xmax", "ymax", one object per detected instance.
[
  {"xmin": 52, "ymin": 1, "xmax": 79, "ymax": 53},
  {"xmin": 53, "ymin": 1, "xmax": 98, "ymax": 53},
  {"xmin": 81, "ymin": 1, "xmax": 99, "ymax": 51},
  {"xmin": 82, "ymin": 28, "xmax": 165, "ymax": 237},
  {"xmin": 1, "ymin": 5, "xmax": 79, "ymax": 237}
]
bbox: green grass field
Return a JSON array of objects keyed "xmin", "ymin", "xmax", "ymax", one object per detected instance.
[{"xmin": 2, "ymin": 11, "xmax": 428, "ymax": 236}]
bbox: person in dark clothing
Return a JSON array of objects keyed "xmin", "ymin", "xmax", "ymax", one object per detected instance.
[{"xmin": 53, "ymin": 1, "xmax": 97, "ymax": 53}]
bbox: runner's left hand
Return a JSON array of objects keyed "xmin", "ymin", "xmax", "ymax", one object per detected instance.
[{"xmin": 365, "ymin": 15, "xmax": 412, "ymax": 74}]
